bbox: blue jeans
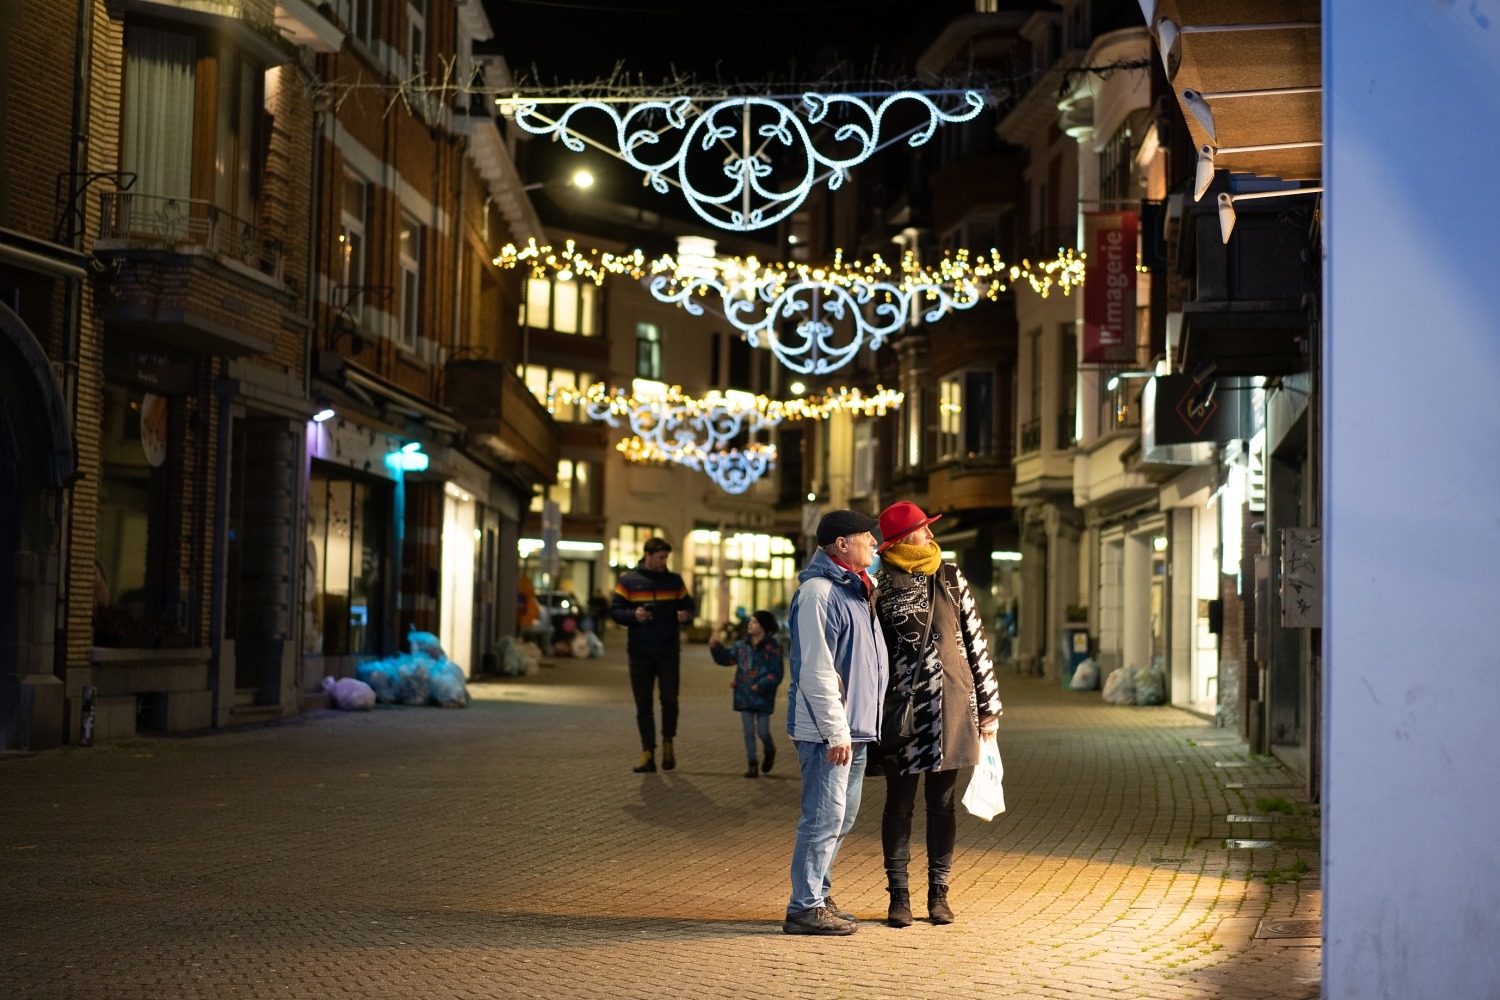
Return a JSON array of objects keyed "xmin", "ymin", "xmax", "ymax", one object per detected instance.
[
  {"xmin": 740, "ymin": 711, "xmax": 772, "ymax": 759},
  {"xmin": 787, "ymin": 740, "xmax": 868, "ymax": 915}
]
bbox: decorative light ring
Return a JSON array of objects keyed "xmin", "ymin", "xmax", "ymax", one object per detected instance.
[{"xmin": 508, "ymin": 90, "xmax": 987, "ymax": 232}]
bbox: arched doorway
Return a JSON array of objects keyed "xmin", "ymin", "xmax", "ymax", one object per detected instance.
[{"xmin": 0, "ymin": 302, "xmax": 74, "ymax": 750}]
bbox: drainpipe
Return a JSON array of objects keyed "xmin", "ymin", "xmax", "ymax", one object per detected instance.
[{"xmin": 56, "ymin": 0, "xmax": 93, "ymax": 685}]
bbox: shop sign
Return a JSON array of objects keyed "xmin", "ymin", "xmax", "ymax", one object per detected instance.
[{"xmin": 1082, "ymin": 211, "xmax": 1138, "ymax": 364}]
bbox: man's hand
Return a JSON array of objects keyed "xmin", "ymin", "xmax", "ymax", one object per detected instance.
[
  {"xmin": 826, "ymin": 742, "xmax": 852, "ymax": 766},
  {"xmin": 676, "ymin": 610, "xmax": 690, "ymax": 623},
  {"xmin": 634, "ymin": 606, "xmax": 652, "ymax": 622}
]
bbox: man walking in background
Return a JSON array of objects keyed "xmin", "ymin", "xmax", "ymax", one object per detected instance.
[
  {"xmin": 782, "ymin": 510, "xmax": 889, "ymax": 935},
  {"xmin": 611, "ymin": 537, "xmax": 695, "ymax": 773}
]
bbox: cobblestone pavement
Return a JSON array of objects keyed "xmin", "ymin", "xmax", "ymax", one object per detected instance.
[{"xmin": 1, "ymin": 637, "xmax": 1321, "ymax": 999}]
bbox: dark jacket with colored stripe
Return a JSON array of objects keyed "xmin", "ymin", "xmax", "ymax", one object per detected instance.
[{"xmin": 610, "ymin": 563, "xmax": 695, "ymax": 658}]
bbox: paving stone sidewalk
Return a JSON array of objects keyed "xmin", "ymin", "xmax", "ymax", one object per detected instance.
[{"xmin": 0, "ymin": 637, "xmax": 1321, "ymax": 999}]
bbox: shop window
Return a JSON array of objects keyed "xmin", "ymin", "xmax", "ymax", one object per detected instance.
[
  {"xmin": 305, "ymin": 468, "xmax": 388, "ymax": 656},
  {"xmin": 94, "ymin": 383, "xmax": 182, "ymax": 645}
]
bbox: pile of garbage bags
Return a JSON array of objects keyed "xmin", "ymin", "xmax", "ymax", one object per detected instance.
[
  {"xmin": 491, "ymin": 635, "xmax": 542, "ymax": 677},
  {"xmin": 324, "ymin": 627, "xmax": 472, "ymax": 710},
  {"xmin": 1098, "ymin": 661, "xmax": 1167, "ymax": 706}
]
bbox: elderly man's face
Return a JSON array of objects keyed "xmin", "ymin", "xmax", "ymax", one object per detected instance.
[{"xmin": 835, "ymin": 531, "xmax": 878, "ymax": 572}]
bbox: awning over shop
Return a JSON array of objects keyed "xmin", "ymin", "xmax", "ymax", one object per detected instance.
[{"xmin": 1145, "ymin": 0, "xmax": 1322, "ymax": 185}]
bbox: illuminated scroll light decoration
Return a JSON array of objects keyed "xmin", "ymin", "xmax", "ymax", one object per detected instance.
[
  {"xmin": 493, "ymin": 240, "xmax": 1086, "ymax": 374},
  {"xmin": 545, "ymin": 383, "xmax": 904, "ymax": 494},
  {"xmin": 502, "ymin": 90, "xmax": 988, "ymax": 232}
]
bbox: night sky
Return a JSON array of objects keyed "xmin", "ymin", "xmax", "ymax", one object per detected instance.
[{"xmin": 482, "ymin": 0, "xmax": 979, "ymax": 89}]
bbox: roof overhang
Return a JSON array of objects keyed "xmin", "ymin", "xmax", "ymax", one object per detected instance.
[{"xmin": 1143, "ymin": 0, "xmax": 1322, "ymax": 185}]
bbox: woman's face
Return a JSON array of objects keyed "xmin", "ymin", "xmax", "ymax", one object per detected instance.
[
  {"xmin": 898, "ymin": 524, "xmax": 935, "ymax": 547},
  {"xmin": 747, "ymin": 618, "xmax": 764, "ymax": 641}
]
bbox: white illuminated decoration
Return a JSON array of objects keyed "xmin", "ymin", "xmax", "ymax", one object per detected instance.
[
  {"xmin": 586, "ymin": 387, "xmax": 779, "ymax": 494},
  {"xmin": 505, "ymin": 90, "xmax": 988, "ymax": 232},
  {"xmin": 545, "ymin": 382, "xmax": 903, "ymax": 494},
  {"xmin": 651, "ymin": 270, "xmax": 984, "ymax": 376}
]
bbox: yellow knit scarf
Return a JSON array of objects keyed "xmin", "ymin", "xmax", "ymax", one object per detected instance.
[{"xmin": 880, "ymin": 540, "xmax": 942, "ymax": 577}]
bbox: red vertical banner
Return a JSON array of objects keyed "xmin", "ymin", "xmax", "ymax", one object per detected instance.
[{"xmin": 1083, "ymin": 211, "xmax": 1139, "ymax": 364}]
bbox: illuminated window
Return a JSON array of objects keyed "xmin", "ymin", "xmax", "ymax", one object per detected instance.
[
  {"xmin": 552, "ymin": 459, "xmax": 597, "ymax": 516},
  {"xmin": 339, "ymin": 170, "xmax": 367, "ymax": 323},
  {"xmin": 521, "ymin": 276, "xmax": 598, "ymax": 336},
  {"xmin": 521, "ymin": 364, "xmax": 596, "ymax": 424},
  {"xmin": 611, "ymin": 524, "xmax": 663, "ymax": 569},
  {"xmin": 938, "ymin": 371, "xmax": 996, "ymax": 460}
]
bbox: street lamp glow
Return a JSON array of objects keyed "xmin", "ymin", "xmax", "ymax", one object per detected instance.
[
  {"xmin": 312, "ymin": 408, "xmax": 335, "ymax": 423},
  {"xmin": 572, "ymin": 169, "xmax": 594, "ymax": 189},
  {"xmin": 789, "ymin": 381, "xmax": 806, "ymax": 395}
]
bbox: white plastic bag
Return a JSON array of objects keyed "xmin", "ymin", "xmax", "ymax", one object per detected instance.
[
  {"xmin": 1070, "ymin": 657, "xmax": 1099, "ymax": 691},
  {"xmin": 1102, "ymin": 666, "xmax": 1136, "ymax": 705},
  {"xmin": 961, "ymin": 733, "xmax": 1006, "ymax": 820},
  {"xmin": 321, "ymin": 675, "xmax": 376, "ymax": 711}
]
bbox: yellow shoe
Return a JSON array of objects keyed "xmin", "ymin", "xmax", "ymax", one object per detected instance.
[
  {"xmin": 632, "ymin": 751, "xmax": 656, "ymax": 773},
  {"xmin": 661, "ymin": 741, "xmax": 676, "ymax": 771}
]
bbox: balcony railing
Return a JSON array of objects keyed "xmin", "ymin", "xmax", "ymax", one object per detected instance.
[
  {"xmin": 1019, "ymin": 417, "xmax": 1042, "ymax": 454},
  {"xmin": 99, "ymin": 191, "xmax": 284, "ymax": 281}
]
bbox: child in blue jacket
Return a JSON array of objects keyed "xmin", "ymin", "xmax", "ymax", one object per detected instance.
[{"xmin": 708, "ymin": 609, "xmax": 785, "ymax": 778}]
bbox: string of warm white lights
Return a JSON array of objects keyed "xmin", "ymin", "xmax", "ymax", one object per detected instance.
[
  {"xmin": 544, "ymin": 382, "xmax": 904, "ymax": 422},
  {"xmin": 498, "ymin": 240, "xmax": 1084, "ymax": 374},
  {"xmin": 492, "ymin": 239, "xmax": 1087, "ymax": 298}
]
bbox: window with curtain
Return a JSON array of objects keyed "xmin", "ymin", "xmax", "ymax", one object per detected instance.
[
  {"xmin": 340, "ymin": 170, "xmax": 367, "ymax": 322},
  {"xmin": 398, "ymin": 213, "xmax": 422, "ymax": 352},
  {"xmin": 213, "ymin": 46, "xmax": 261, "ymax": 222},
  {"xmin": 123, "ymin": 26, "xmax": 197, "ymax": 205}
]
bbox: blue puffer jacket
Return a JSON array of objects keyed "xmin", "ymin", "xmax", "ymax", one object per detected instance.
[
  {"xmin": 709, "ymin": 636, "xmax": 785, "ymax": 714},
  {"xmin": 784, "ymin": 549, "xmax": 889, "ymax": 746}
]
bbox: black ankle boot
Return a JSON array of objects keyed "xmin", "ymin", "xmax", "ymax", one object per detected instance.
[
  {"xmin": 927, "ymin": 883, "xmax": 954, "ymax": 924},
  {"xmin": 887, "ymin": 887, "xmax": 913, "ymax": 928}
]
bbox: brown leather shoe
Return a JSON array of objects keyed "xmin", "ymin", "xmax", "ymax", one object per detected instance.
[{"xmin": 782, "ymin": 906, "xmax": 856, "ymax": 936}]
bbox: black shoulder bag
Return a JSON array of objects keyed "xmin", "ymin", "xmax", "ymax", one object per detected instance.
[{"xmin": 878, "ymin": 572, "xmax": 938, "ymax": 754}]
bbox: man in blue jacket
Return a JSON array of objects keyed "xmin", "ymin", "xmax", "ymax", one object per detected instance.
[
  {"xmin": 610, "ymin": 537, "xmax": 695, "ymax": 773},
  {"xmin": 783, "ymin": 509, "xmax": 889, "ymax": 935}
]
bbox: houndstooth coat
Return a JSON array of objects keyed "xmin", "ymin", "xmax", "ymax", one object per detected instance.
[{"xmin": 875, "ymin": 562, "xmax": 1002, "ymax": 774}]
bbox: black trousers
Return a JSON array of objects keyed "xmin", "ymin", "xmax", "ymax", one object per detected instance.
[
  {"xmin": 628, "ymin": 649, "xmax": 680, "ymax": 751},
  {"xmin": 881, "ymin": 765, "xmax": 959, "ymax": 888}
]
